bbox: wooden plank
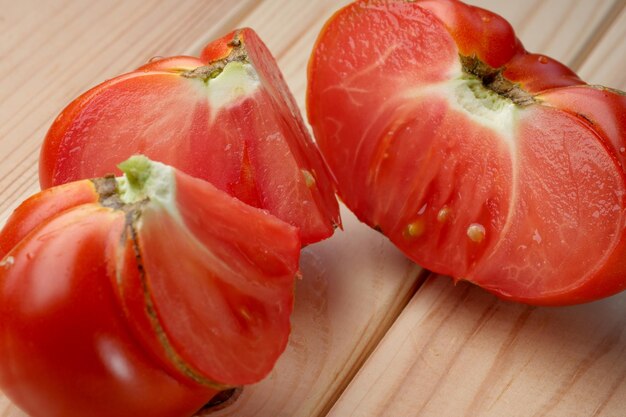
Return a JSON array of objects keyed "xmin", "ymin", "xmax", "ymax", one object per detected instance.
[
  {"xmin": 0, "ymin": 1, "xmax": 623, "ymax": 417},
  {"xmin": 578, "ymin": 6, "xmax": 626, "ymax": 88},
  {"xmin": 327, "ymin": 279, "xmax": 626, "ymax": 417},
  {"xmin": 326, "ymin": 2, "xmax": 626, "ymax": 416}
]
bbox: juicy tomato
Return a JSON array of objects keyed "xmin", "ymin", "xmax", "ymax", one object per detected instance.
[
  {"xmin": 40, "ymin": 28, "xmax": 340, "ymax": 245},
  {"xmin": 0, "ymin": 156, "xmax": 300, "ymax": 417},
  {"xmin": 307, "ymin": 0, "xmax": 626, "ymax": 305}
]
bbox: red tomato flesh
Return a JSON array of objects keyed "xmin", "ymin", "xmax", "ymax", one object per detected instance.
[
  {"xmin": 307, "ymin": 0, "xmax": 626, "ymax": 304},
  {"xmin": 40, "ymin": 28, "xmax": 339, "ymax": 245}
]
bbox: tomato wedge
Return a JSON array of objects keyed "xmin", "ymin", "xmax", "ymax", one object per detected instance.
[
  {"xmin": 40, "ymin": 28, "xmax": 339, "ymax": 245},
  {"xmin": 307, "ymin": 0, "xmax": 626, "ymax": 304},
  {"xmin": 0, "ymin": 156, "xmax": 300, "ymax": 417}
]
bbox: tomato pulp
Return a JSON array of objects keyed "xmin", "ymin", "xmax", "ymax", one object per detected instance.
[
  {"xmin": 0, "ymin": 156, "xmax": 300, "ymax": 417},
  {"xmin": 40, "ymin": 28, "xmax": 339, "ymax": 245},
  {"xmin": 307, "ymin": 0, "xmax": 626, "ymax": 304}
]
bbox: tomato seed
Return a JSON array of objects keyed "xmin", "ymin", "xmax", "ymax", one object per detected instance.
[{"xmin": 467, "ymin": 223, "xmax": 486, "ymax": 243}]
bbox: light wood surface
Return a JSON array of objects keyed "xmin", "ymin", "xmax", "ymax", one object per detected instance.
[
  {"xmin": 0, "ymin": 1, "xmax": 625, "ymax": 416},
  {"xmin": 328, "ymin": 279, "xmax": 626, "ymax": 417}
]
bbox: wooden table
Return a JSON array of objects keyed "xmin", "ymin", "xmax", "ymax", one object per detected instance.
[{"xmin": 1, "ymin": 1, "xmax": 625, "ymax": 416}]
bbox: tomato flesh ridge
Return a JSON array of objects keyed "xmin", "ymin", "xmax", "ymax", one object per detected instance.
[{"xmin": 230, "ymin": 28, "xmax": 341, "ymax": 239}]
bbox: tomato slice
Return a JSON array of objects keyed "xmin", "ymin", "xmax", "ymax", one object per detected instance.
[
  {"xmin": 307, "ymin": 0, "xmax": 626, "ymax": 304},
  {"xmin": 40, "ymin": 28, "xmax": 339, "ymax": 245},
  {"xmin": 116, "ymin": 160, "xmax": 299, "ymax": 385}
]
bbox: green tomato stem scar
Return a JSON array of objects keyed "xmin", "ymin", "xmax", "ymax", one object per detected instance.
[
  {"xmin": 116, "ymin": 155, "xmax": 176, "ymax": 206},
  {"xmin": 118, "ymin": 155, "xmax": 152, "ymax": 190}
]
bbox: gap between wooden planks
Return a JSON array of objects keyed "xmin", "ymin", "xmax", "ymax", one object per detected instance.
[{"xmin": 327, "ymin": 2, "xmax": 626, "ymax": 417}]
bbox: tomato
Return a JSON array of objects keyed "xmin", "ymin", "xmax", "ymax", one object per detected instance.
[
  {"xmin": 307, "ymin": 0, "xmax": 626, "ymax": 305},
  {"xmin": 0, "ymin": 156, "xmax": 300, "ymax": 417},
  {"xmin": 40, "ymin": 28, "xmax": 340, "ymax": 245}
]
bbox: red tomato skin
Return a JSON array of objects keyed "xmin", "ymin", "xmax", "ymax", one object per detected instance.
[
  {"xmin": 307, "ymin": 0, "xmax": 626, "ymax": 305},
  {"xmin": 0, "ymin": 204, "xmax": 213, "ymax": 417},
  {"xmin": 136, "ymin": 55, "xmax": 205, "ymax": 72},
  {"xmin": 0, "ymin": 180, "xmax": 99, "ymax": 258},
  {"xmin": 39, "ymin": 28, "xmax": 340, "ymax": 246},
  {"xmin": 414, "ymin": 0, "xmax": 584, "ymax": 91},
  {"xmin": 415, "ymin": 0, "xmax": 521, "ymax": 68},
  {"xmin": 0, "ymin": 159, "xmax": 301, "ymax": 415}
]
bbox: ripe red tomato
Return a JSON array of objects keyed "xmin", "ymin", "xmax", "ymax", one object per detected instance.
[
  {"xmin": 40, "ymin": 28, "xmax": 340, "ymax": 245},
  {"xmin": 307, "ymin": 0, "xmax": 626, "ymax": 305},
  {"xmin": 0, "ymin": 156, "xmax": 300, "ymax": 417}
]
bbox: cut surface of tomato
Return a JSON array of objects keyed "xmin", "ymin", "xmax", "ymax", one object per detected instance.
[
  {"xmin": 307, "ymin": 0, "xmax": 626, "ymax": 304},
  {"xmin": 40, "ymin": 28, "xmax": 339, "ymax": 245}
]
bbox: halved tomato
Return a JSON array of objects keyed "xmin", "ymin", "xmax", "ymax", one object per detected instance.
[
  {"xmin": 0, "ymin": 156, "xmax": 300, "ymax": 417},
  {"xmin": 40, "ymin": 28, "xmax": 339, "ymax": 245},
  {"xmin": 307, "ymin": 0, "xmax": 626, "ymax": 305}
]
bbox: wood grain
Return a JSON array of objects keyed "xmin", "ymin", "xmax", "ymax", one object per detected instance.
[
  {"xmin": 327, "ymin": 279, "xmax": 626, "ymax": 417},
  {"xmin": 578, "ymin": 4, "xmax": 626, "ymax": 88},
  {"xmin": 0, "ymin": 1, "xmax": 625, "ymax": 417}
]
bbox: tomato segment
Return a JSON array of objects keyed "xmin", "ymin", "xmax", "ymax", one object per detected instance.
[
  {"xmin": 125, "ymin": 167, "xmax": 298, "ymax": 385},
  {"xmin": 470, "ymin": 106, "xmax": 624, "ymax": 301},
  {"xmin": 0, "ymin": 156, "xmax": 300, "ymax": 416},
  {"xmin": 308, "ymin": 0, "xmax": 626, "ymax": 304},
  {"xmin": 40, "ymin": 28, "xmax": 339, "ymax": 245}
]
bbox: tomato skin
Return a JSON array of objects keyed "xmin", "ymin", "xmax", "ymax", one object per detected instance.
[
  {"xmin": 0, "ymin": 158, "xmax": 301, "ymax": 415},
  {"xmin": 307, "ymin": 0, "xmax": 626, "ymax": 304},
  {"xmin": 40, "ymin": 28, "xmax": 340, "ymax": 245},
  {"xmin": 0, "ymin": 180, "xmax": 99, "ymax": 258},
  {"xmin": 0, "ymin": 205, "xmax": 212, "ymax": 417},
  {"xmin": 416, "ymin": 0, "xmax": 521, "ymax": 68}
]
